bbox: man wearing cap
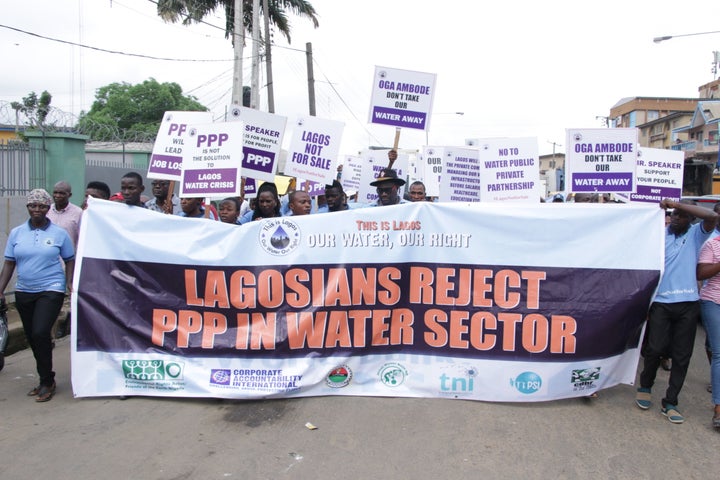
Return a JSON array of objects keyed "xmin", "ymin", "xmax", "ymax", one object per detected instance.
[{"xmin": 370, "ymin": 167, "xmax": 408, "ymax": 207}]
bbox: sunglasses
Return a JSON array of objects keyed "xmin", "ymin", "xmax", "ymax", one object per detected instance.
[{"xmin": 376, "ymin": 187, "xmax": 394, "ymax": 194}]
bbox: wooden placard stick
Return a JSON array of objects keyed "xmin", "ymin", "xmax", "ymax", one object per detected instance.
[{"xmin": 388, "ymin": 127, "xmax": 401, "ymax": 168}]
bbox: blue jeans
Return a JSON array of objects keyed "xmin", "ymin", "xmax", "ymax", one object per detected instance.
[{"xmin": 700, "ymin": 300, "xmax": 720, "ymax": 405}]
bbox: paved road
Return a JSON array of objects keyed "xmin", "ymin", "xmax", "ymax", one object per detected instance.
[{"xmin": 0, "ymin": 328, "xmax": 718, "ymax": 480}]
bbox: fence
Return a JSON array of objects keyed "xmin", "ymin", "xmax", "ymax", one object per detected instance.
[{"xmin": 0, "ymin": 141, "xmax": 46, "ymax": 196}]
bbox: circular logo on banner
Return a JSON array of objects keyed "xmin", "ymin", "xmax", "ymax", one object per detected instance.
[
  {"xmin": 258, "ymin": 218, "xmax": 301, "ymax": 256},
  {"xmin": 326, "ymin": 365, "xmax": 352, "ymax": 388},
  {"xmin": 378, "ymin": 362, "xmax": 408, "ymax": 387},
  {"xmin": 511, "ymin": 371, "xmax": 542, "ymax": 395}
]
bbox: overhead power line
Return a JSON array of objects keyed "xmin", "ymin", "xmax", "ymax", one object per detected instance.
[{"xmin": 0, "ymin": 24, "xmax": 232, "ymax": 62}]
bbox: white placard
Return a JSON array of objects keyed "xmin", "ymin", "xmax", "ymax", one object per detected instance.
[
  {"xmin": 566, "ymin": 128, "xmax": 638, "ymax": 193},
  {"xmin": 368, "ymin": 66, "xmax": 437, "ymax": 131},
  {"xmin": 477, "ymin": 137, "xmax": 540, "ymax": 203},
  {"xmin": 148, "ymin": 111, "xmax": 214, "ymax": 180},
  {"xmin": 180, "ymin": 122, "xmax": 244, "ymax": 198},
  {"xmin": 285, "ymin": 116, "xmax": 345, "ymax": 185},
  {"xmin": 227, "ymin": 105, "xmax": 287, "ymax": 183}
]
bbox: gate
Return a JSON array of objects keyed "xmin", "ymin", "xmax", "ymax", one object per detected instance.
[{"xmin": 0, "ymin": 141, "xmax": 46, "ymax": 196}]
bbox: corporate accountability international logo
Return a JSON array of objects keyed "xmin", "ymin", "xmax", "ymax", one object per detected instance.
[
  {"xmin": 210, "ymin": 369, "xmax": 232, "ymax": 386},
  {"xmin": 122, "ymin": 360, "xmax": 184, "ymax": 381},
  {"xmin": 510, "ymin": 371, "xmax": 542, "ymax": 394},
  {"xmin": 326, "ymin": 365, "xmax": 352, "ymax": 388},
  {"xmin": 378, "ymin": 362, "xmax": 408, "ymax": 387},
  {"xmin": 259, "ymin": 218, "xmax": 301, "ymax": 256}
]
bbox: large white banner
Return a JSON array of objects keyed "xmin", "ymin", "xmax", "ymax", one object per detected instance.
[{"xmin": 72, "ymin": 200, "xmax": 663, "ymax": 401}]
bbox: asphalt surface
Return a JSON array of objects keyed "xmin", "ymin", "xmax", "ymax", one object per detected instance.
[{"xmin": 0, "ymin": 327, "xmax": 718, "ymax": 480}]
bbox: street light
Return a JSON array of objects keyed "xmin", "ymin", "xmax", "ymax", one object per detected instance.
[
  {"xmin": 653, "ymin": 30, "xmax": 720, "ymax": 43},
  {"xmin": 426, "ymin": 112, "xmax": 464, "ymax": 145}
]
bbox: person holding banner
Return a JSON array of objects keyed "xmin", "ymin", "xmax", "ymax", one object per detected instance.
[
  {"xmin": 218, "ymin": 198, "xmax": 242, "ymax": 225},
  {"xmin": 287, "ymin": 190, "xmax": 312, "ymax": 216},
  {"xmin": 178, "ymin": 198, "xmax": 218, "ymax": 220},
  {"xmin": 408, "ymin": 181, "xmax": 428, "ymax": 202},
  {"xmin": 0, "ymin": 189, "xmax": 75, "ymax": 402},
  {"xmin": 240, "ymin": 182, "xmax": 282, "ymax": 224},
  {"xmin": 120, "ymin": 172, "xmax": 147, "ymax": 208},
  {"xmin": 370, "ymin": 168, "xmax": 408, "ymax": 207},
  {"xmin": 697, "ymin": 235, "xmax": 720, "ymax": 428},
  {"xmin": 635, "ymin": 198, "xmax": 718, "ymax": 424},
  {"xmin": 317, "ymin": 180, "xmax": 362, "ymax": 213}
]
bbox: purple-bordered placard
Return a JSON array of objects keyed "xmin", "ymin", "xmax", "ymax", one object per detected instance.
[
  {"xmin": 149, "ymin": 154, "xmax": 183, "ymax": 177},
  {"xmin": 183, "ymin": 168, "xmax": 238, "ymax": 196},
  {"xmin": 630, "ymin": 185, "xmax": 681, "ymax": 203},
  {"xmin": 242, "ymin": 146, "xmax": 276, "ymax": 175},
  {"xmin": 571, "ymin": 172, "xmax": 633, "ymax": 192},
  {"xmin": 371, "ymin": 106, "xmax": 427, "ymax": 130}
]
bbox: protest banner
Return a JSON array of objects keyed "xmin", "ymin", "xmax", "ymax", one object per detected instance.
[
  {"xmin": 148, "ymin": 111, "xmax": 214, "ymax": 180},
  {"xmin": 438, "ymin": 147, "xmax": 481, "ymax": 202},
  {"xmin": 630, "ymin": 147, "xmax": 684, "ymax": 203},
  {"xmin": 73, "ymin": 200, "xmax": 662, "ymax": 401},
  {"xmin": 179, "ymin": 122, "xmax": 244, "ymax": 198},
  {"xmin": 368, "ymin": 66, "xmax": 437, "ymax": 131},
  {"xmin": 478, "ymin": 137, "xmax": 540, "ymax": 203},
  {"xmin": 357, "ymin": 150, "xmax": 409, "ymax": 205},
  {"xmin": 285, "ymin": 116, "xmax": 345, "ymax": 185},
  {"xmin": 227, "ymin": 105, "xmax": 287, "ymax": 183},
  {"xmin": 566, "ymin": 128, "xmax": 638, "ymax": 193}
]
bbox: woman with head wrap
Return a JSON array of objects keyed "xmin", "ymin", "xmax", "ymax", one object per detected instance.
[{"xmin": 0, "ymin": 189, "xmax": 75, "ymax": 402}]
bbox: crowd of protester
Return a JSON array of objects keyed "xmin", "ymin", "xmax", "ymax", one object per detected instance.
[{"xmin": 2, "ymin": 149, "xmax": 719, "ymax": 430}]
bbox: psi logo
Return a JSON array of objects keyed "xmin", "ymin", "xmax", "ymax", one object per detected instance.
[{"xmin": 510, "ymin": 371, "xmax": 542, "ymax": 394}]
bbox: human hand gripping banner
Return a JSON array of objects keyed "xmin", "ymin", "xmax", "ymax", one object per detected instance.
[{"xmin": 72, "ymin": 200, "xmax": 663, "ymax": 401}]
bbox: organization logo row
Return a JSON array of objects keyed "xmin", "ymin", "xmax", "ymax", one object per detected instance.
[{"xmin": 120, "ymin": 359, "xmax": 602, "ymax": 398}]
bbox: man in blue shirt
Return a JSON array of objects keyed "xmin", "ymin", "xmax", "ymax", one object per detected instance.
[{"xmin": 636, "ymin": 198, "xmax": 718, "ymax": 423}]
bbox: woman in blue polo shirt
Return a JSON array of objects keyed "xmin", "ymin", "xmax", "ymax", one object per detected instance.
[{"xmin": 0, "ymin": 189, "xmax": 74, "ymax": 402}]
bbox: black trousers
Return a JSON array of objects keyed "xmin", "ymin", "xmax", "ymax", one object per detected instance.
[
  {"xmin": 639, "ymin": 301, "xmax": 699, "ymax": 407},
  {"xmin": 15, "ymin": 291, "xmax": 65, "ymax": 387}
]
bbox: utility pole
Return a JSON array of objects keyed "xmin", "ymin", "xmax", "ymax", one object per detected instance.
[
  {"xmin": 263, "ymin": 0, "xmax": 275, "ymax": 113},
  {"xmin": 231, "ymin": 0, "xmax": 244, "ymax": 106},
  {"xmin": 250, "ymin": 0, "xmax": 261, "ymax": 109},
  {"xmin": 306, "ymin": 42, "xmax": 316, "ymax": 116}
]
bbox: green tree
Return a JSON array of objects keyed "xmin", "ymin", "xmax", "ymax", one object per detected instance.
[
  {"xmin": 156, "ymin": 0, "xmax": 319, "ymax": 43},
  {"xmin": 11, "ymin": 91, "xmax": 52, "ymax": 130},
  {"xmin": 78, "ymin": 78, "xmax": 207, "ymax": 141}
]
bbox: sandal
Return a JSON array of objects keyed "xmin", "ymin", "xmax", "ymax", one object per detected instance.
[
  {"xmin": 35, "ymin": 382, "xmax": 56, "ymax": 403},
  {"xmin": 713, "ymin": 415, "xmax": 720, "ymax": 429},
  {"xmin": 27, "ymin": 385, "xmax": 41, "ymax": 397}
]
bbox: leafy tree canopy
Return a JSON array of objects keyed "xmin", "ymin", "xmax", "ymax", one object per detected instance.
[
  {"xmin": 78, "ymin": 78, "xmax": 207, "ymax": 140},
  {"xmin": 11, "ymin": 90, "xmax": 52, "ymax": 129},
  {"xmin": 157, "ymin": 0, "xmax": 319, "ymax": 44}
]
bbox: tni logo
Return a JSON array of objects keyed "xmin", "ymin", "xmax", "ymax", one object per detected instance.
[{"xmin": 440, "ymin": 373, "xmax": 474, "ymax": 393}]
